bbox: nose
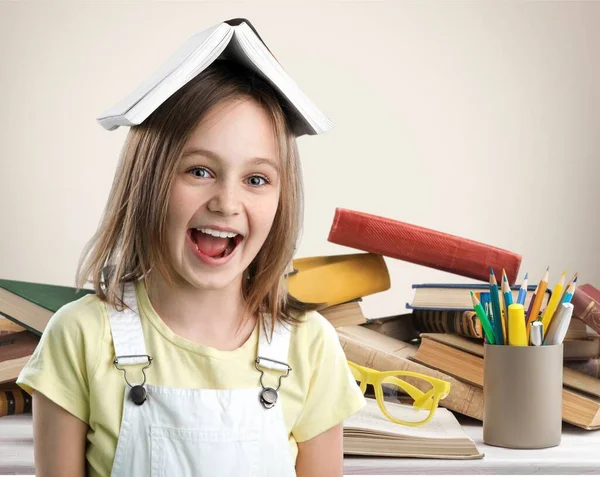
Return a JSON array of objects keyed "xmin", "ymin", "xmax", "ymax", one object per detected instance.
[{"xmin": 207, "ymin": 181, "xmax": 242, "ymax": 216}]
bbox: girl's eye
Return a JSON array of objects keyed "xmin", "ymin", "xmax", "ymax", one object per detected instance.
[
  {"xmin": 247, "ymin": 175, "xmax": 269, "ymax": 187},
  {"xmin": 188, "ymin": 167, "xmax": 211, "ymax": 179}
]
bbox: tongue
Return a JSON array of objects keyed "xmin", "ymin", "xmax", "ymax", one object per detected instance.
[{"xmin": 193, "ymin": 230, "xmax": 229, "ymax": 257}]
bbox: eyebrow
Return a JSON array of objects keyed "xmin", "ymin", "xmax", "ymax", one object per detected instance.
[{"xmin": 182, "ymin": 147, "xmax": 280, "ymax": 173}]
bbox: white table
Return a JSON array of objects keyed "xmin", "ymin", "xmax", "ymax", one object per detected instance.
[
  {"xmin": 1, "ymin": 414, "xmax": 600, "ymax": 475},
  {"xmin": 344, "ymin": 416, "xmax": 600, "ymax": 475}
]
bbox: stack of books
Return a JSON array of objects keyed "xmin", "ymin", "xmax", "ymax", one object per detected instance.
[
  {"xmin": 0, "ymin": 279, "xmax": 94, "ymax": 417},
  {"xmin": 324, "ymin": 207, "xmax": 600, "ymax": 431},
  {"xmin": 287, "ymin": 252, "xmax": 391, "ymax": 328},
  {"xmin": 566, "ymin": 284, "xmax": 600, "ymax": 378}
]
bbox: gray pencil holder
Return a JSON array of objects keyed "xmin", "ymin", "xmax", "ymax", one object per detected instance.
[{"xmin": 483, "ymin": 343, "xmax": 563, "ymax": 449}]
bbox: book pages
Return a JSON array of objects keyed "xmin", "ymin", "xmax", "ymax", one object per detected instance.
[{"xmin": 345, "ymin": 398, "xmax": 470, "ymax": 440}]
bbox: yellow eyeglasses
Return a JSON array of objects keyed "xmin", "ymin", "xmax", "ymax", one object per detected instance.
[{"xmin": 348, "ymin": 360, "xmax": 451, "ymax": 427}]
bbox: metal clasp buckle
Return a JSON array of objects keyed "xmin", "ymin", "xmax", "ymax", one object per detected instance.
[
  {"xmin": 255, "ymin": 356, "xmax": 291, "ymax": 409},
  {"xmin": 113, "ymin": 354, "xmax": 153, "ymax": 387}
]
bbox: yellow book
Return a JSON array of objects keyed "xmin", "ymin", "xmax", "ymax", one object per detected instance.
[{"xmin": 287, "ymin": 253, "xmax": 390, "ymax": 307}]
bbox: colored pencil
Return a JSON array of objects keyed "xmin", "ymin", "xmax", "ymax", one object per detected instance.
[
  {"xmin": 526, "ymin": 267, "xmax": 549, "ymax": 328},
  {"xmin": 562, "ymin": 277, "xmax": 578, "ymax": 304},
  {"xmin": 525, "ymin": 282, "xmax": 538, "ymax": 318},
  {"xmin": 489, "ymin": 268, "xmax": 504, "ymax": 344},
  {"xmin": 541, "ymin": 270, "xmax": 567, "ymax": 337},
  {"xmin": 471, "ymin": 291, "xmax": 496, "ymax": 345},
  {"xmin": 517, "ymin": 272, "xmax": 528, "ymax": 306},
  {"xmin": 559, "ymin": 273, "xmax": 578, "ymax": 304},
  {"xmin": 501, "ymin": 270, "xmax": 513, "ymax": 338}
]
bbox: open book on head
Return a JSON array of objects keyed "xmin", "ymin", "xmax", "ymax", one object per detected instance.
[
  {"xmin": 344, "ymin": 398, "xmax": 484, "ymax": 459},
  {"xmin": 97, "ymin": 18, "xmax": 333, "ymax": 137}
]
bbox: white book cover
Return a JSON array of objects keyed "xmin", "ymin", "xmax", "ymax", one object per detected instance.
[{"xmin": 97, "ymin": 18, "xmax": 332, "ymax": 136}]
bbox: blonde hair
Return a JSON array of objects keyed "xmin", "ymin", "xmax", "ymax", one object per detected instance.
[{"xmin": 75, "ymin": 60, "xmax": 325, "ymax": 332}]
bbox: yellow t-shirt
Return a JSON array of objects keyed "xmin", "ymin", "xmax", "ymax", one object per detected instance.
[{"xmin": 16, "ymin": 279, "xmax": 366, "ymax": 477}]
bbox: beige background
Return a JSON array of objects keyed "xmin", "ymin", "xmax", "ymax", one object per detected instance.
[{"xmin": 1, "ymin": 0, "xmax": 599, "ymax": 319}]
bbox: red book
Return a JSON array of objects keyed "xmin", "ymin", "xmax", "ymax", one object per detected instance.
[
  {"xmin": 327, "ymin": 208, "xmax": 522, "ymax": 283},
  {"xmin": 580, "ymin": 284, "xmax": 600, "ymax": 303},
  {"xmin": 572, "ymin": 286, "xmax": 600, "ymax": 336}
]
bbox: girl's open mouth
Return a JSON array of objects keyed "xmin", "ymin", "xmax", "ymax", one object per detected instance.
[{"xmin": 187, "ymin": 228, "xmax": 244, "ymax": 262}]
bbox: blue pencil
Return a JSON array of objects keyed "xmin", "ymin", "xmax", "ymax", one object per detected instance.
[
  {"xmin": 562, "ymin": 277, "xmax": 578, "ymax": 304},
  {"xmin": 517, "ymin": 272, "xmax": 528, "ymax": 306}
]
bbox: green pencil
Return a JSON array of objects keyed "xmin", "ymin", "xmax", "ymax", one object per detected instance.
[
  {"xmin": 470, "ymin": 291, "xmax": 496, "ymax": 345},
  {"xmin": 490, "ymin": 268, "xmax": 504, "ymax": 344}
]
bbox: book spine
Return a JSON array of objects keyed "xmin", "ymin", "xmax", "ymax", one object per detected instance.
[
  {"xmin": 0, "ymin": 388, "xmax": 32, "ymax": 417},
  {"xmin": 412, "ymin": 310, "xmax": 450, "ymax": 334},
  {"xmin": 328, "ymin": 208, "xmax": 521, "ymax": 283},
  {"xmin": 412, "ymin": 310, "xmax": 483, "ymax": 339},
  {"xmin": 455, "ymin": 311, "xmax": 484, "ymax": 339},
  {"xmin": 337, "ymin": 333, "xmax": 484, "ymax": 420},
  {"xmin": 565, "ymin": 359, "xmax": 600, "ymax": 379},
  {"xmin": 572, "ymin": 288, "xmax": 600, "ymax": 336}
]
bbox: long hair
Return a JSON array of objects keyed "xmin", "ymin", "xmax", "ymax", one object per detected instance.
[{"xmin": 75, "ymin": 59, "xmax": 326, "ymax": 333}]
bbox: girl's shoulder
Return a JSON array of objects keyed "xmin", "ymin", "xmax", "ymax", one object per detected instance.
[
  {"xmin": 44, "ymin": 292, "xmax": 107, "ymax": 340},
  {"xmin": 290, "ymin": 310, "xmax": 339, "ymax": 351}
]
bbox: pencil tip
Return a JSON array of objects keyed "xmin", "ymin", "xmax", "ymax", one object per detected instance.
[
  {"xmin": 490, "ymin": 267, "xmax": 495, "ymax": 275},
  {"xmin": 524, "ymin": 272, "xmax": 529, "ymax": 279},
  {"xmin": 546, "ymin": 266, "xmax": 550, "ymax": 271},
  {"xmin": 574, "ymin": 276, "xmax": 578, "ymax": 283}
]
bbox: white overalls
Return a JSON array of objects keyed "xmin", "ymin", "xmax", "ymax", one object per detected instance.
[{"xmin": 106, "ymin": 281, "xmax": 296, "ymax": 477}]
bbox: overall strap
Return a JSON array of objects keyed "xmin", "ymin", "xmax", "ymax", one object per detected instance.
[
  {"xmin": 106, "ymin": 281, "xmax": 149, "ymax": 366},
  {"xmin": 256, "ymin": 315, "xmax": 292, "ymax": 373}
]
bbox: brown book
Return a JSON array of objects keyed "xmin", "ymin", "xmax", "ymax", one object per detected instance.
[
  {"xmin": 0, "ymin": 331, "xmax": 40, "ymax": 384},
  {"xmin": 0, "ymin": 313, "xmax": 25, "ymax": 336},
  {"xmin": 412, "ymin": 333, "xmax": 600, "ymax": 429},
  {"xmin": 412, "ymin": 310, "xmax": 484, "ymax": 339},
  {"xmin": 336, "ymin": 325, "xmax": 484, "ymax": 420},
  {"xmin": 319, "ymin": 299, "xmax": 367, "ymax": 328},
  {"xmin": 562, "ymin": 336, "xmax": 600, "ymax": 360},
  {"xmin": 565, "ymin": 359, "xmax": 600, "ymax": 379},
  {"xmin": 566, "ymin": 317, "xmax": 592, "ymax": 340},
  {"xmin": 361, "ymin": 313, "xmax": 419, "ymax": 342},
  {"xmin": 572, "ymin": 286, "xmax": 600, "ymax": 336},
  {"xmin": 0, "ymin": 383, "xmax": 32, "ymax": 417}
]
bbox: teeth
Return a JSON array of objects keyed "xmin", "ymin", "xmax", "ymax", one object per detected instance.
[{"xmin": 196, "ymin": 228, "xmax": 238, "ymax": 239}]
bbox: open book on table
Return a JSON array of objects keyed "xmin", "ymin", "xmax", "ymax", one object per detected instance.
[{"xmin": 344, "ymin": 397, "xmax": 483, "ymax": 459}]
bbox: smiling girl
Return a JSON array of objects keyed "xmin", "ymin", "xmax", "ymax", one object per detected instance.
[{"xmin": 16, "ymin": 24, "xmax": 365, "ymax": 477}]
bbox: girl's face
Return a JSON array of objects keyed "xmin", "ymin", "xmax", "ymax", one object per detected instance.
[{"xmin": 165, "ymin": 98, "xmax": 282, "ymax": 291}]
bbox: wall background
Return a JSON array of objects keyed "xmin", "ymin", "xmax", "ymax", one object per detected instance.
[{"xmin": 1, "ymin": 0, "xmax": 598, "ymax": 319}]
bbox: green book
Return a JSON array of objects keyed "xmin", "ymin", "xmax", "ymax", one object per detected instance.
[{"xmin": 0, "ymin": 279, "xmax": 94, "ymax": 336}]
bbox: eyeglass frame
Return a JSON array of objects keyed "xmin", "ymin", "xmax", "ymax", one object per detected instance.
[{"xmin": 347, "ymin": 360, "xmax": 451, "ymax": 427}]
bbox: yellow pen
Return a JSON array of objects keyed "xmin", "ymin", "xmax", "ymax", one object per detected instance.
[
  {"xmin": 540, "ymin": 270, "xmax": 566, "ymax": 337},
  {"xmin": 508, "ymin": 304, "xmax": 528, "ymax": 346}
]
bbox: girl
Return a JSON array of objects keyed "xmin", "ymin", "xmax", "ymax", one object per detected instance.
[{"xmin": 16, "ymin": 22, "xmax": 365, "ymax": 477}]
